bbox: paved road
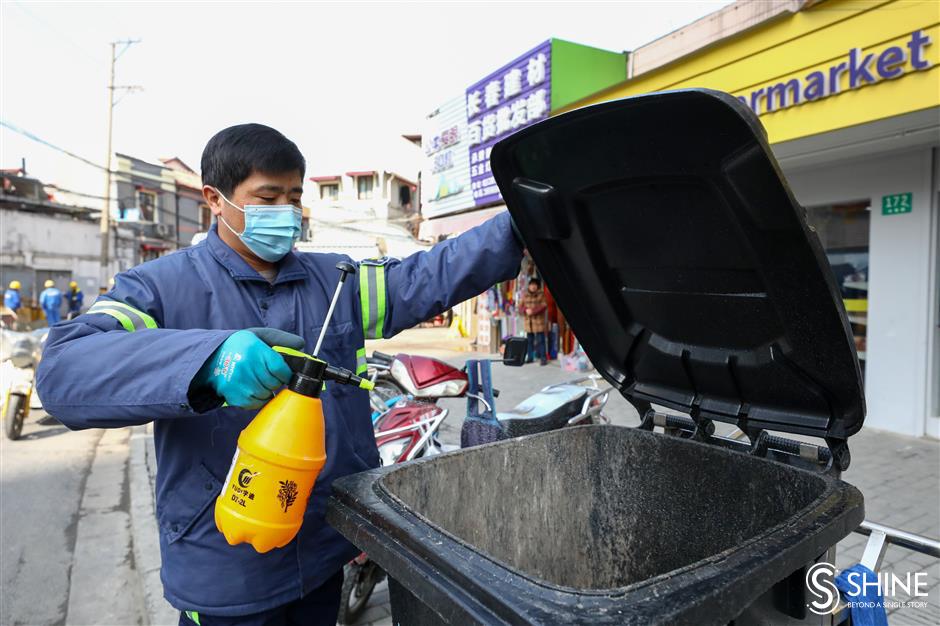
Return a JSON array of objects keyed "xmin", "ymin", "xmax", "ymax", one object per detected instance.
[
  {"xmin": 0, "ymin": 407, "xmax": 143, "ymax": 626},
  {"xmin": 0, "ymin": 410, "xmax": 99, "ymax": 626}
]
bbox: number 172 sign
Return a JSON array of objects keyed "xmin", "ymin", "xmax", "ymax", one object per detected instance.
[{"xmin": 882, "ymin": 192, "xmax": 912, "ymax": 215}]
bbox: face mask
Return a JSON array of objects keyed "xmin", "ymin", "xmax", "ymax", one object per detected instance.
[{"xmin": 214, "ymin": 189, "xmax": 302, "ymax": 262}]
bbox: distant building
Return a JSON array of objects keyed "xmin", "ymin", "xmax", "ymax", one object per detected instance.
[
  {"xmin": 160, "ymin": 157, "xmax": 210, "ymax": 247},
  {"xmin": 113, "ymin": 153, "xmax": 208, "ymax": 260},
  {"xmin": 0, "ymin": 172, "xmax": 138, "ymax": 311},
  {"xmin": 309, "ymin": 169, "xmax": 418, "ymax": 229},
  {"xmin": 304, "ymin": 135, "xmax": 427, "ymax": 260}
]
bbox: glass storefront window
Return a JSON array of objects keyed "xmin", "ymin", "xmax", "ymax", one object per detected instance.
[{"xmin": 805, "ymin": 200, "xmax": 871, "ymax": 377}]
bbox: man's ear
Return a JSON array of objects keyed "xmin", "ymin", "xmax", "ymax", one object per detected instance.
[{"xmin": 203, "ymin": 185, "xmax": 224, "ymax": 216}]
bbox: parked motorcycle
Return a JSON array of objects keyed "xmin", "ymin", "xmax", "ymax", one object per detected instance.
[
  {"xmin": 367, "ymin": 350, "xmax": 467, "ymax": 404},
  {"xmin": 0, "ymin": 327, "xmax": 47, "ymax": 440},
  {"xmin": 368, "ymin": 338, "xmax": 610, "ymax": 446}
]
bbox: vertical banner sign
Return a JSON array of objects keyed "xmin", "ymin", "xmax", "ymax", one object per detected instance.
[{"xmin": 466, "ymin": 41, "xmax": 552, "ymax": 206}]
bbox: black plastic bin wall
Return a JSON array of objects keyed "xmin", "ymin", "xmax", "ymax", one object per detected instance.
[
  {"xmin": 326, "ymin": 89, "xmax": 867, "ymax": 625},
  {"xmin": 329, "ymin": 426, "xmax": 863, "ymax": 624}
]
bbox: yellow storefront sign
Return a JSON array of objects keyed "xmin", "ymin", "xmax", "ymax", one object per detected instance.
[{"xmin": 566, "ymin": 0, "xmax": 939, "ymax": 144}]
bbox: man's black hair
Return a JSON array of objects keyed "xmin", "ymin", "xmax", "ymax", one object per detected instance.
[
  {"xmin": 529, "ymin": 277, "xmax": 542, "ymax": 286},
  {"xmin": 201, "ymin": 123, "xmax": 305, "ymax": 195}
]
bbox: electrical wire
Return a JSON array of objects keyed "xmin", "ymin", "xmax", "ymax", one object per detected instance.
[{"xmin": 0, "ymin": 119, "xmax": 115, "ymax": 174}]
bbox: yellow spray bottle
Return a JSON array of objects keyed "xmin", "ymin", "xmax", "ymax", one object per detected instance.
[{"xmin": 214, "ymin": 262, "xmax": 374, "ymax": 553}]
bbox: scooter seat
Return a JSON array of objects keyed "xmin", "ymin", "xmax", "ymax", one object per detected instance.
[{"xmin": 496, "ymin": 385, "xmax": 587, "ymax": 438}]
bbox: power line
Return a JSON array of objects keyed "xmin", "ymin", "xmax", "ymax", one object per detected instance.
[{"xmin": 0, "ymin": 119, "xmax": 115, "ymax": 173}]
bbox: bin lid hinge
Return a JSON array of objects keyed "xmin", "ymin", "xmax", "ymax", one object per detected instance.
[
  {"xmin": 639, "ymin": 408, "xmax": 713, "ymax": 441},
  {"xmin": 638, "ymin": 408, "xmax": 851, "ymax": 474},
  {"xmin": 748, "ymin": 431, "xmax": 849, "ymax": 474}
]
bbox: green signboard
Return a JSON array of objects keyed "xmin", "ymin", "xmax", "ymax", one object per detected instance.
[{"xmin": 882, "ymin": 192, "xmax": 912, "ymax": 215}]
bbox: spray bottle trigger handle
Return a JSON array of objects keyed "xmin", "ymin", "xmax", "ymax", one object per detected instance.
[{"xmin": 272, "ymin": 346, "xmax": 322, "ymax": 374}]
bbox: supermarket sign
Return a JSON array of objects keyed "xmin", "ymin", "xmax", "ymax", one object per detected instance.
[
  {"xmin": 737, "ymin": 30, "xmax": 932, "ymax": 116},
  {"xmin": 466, "ymin": 40, "xmax": 552, "ymax": 206}
]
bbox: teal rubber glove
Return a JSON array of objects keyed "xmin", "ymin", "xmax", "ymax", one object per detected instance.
[{"xmin": 197, "ymin": 327, "xmax": 305, "ymax": 409}]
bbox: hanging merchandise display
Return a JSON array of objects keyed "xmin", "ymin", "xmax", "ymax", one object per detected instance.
[{"xmin": 472, "ymin": 252, "xmax": 582, "ymax": 361}]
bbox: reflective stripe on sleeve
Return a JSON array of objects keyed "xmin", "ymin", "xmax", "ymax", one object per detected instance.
[
  {"xmin": 355, "ymin": 347, "xmax": 367, "ymax": 375},
  {"xmin": 359, "ymin": 262, "xmax": 387, "ymax": 340},
  {"xmin": 86, "ymin": 300, "xmax": 158, "ymax": 332}
]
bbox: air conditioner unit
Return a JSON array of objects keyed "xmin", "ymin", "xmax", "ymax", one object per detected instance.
[{"xmin": 154, "ymin": 223, "xmax": 174, "ymax": 239}]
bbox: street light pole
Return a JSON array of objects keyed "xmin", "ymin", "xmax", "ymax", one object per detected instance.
[{"xmin": 99, "ymin": 39, "xmax": 142, "ymax": 291}]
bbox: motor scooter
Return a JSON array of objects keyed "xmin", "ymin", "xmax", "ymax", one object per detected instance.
[
  {"xmin": 368, "ymin": 339, "xmax": 610, "ymax": 447},
  {"xmin": 0, "ymin": 327, "xmax": 48, "ymax": 440},
  {"xmin": 367, "ymin": 350, "xmax": 467, "ymax": 404}
]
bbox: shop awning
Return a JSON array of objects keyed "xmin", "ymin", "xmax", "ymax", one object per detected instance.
[{"xmin": 419, "ymin": 205, "xmax": 506, "ymax": 240}]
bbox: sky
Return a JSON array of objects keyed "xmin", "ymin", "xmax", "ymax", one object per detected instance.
[{"xmin": 1, "ymin": 1, "xmax": 731, "ymax": 208}]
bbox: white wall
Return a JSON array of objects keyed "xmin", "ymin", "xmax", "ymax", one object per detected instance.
[
  {"xmin": 0, "ymin": 210, "xmax": 137, "ymax": 294},
  {"xmin": 785, "ymin": 147, "xmax": 937, "ymax": 437}
]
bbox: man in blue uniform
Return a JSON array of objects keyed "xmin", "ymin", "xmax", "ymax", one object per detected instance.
[
  {"xmin": 4, "ymin": 280, "xmax": 22, "ymax": 329},
  {"xmin": 36, "ymin": 123, "xmax": 523, "ymax": 625},
  {"xmin": 39, "ymin": 279, "xmax": 62, "ymax": 325},
  {"xmin": 66, "ymin": 280, "xmax": 84, "ymax": 319},
  {"xmin": 4, "ymin": 280, "xmax": 22, "ymax": 313}
]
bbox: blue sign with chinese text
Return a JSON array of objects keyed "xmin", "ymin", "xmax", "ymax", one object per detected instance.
[{"xmin": 465, "ymin": 40, "xmax": 552, "ymax": 206}]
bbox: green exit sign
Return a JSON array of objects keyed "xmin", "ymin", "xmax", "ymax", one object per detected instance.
[{"xmin": 882, "ymin": 192, "xmax": 912, "ymax": 215}]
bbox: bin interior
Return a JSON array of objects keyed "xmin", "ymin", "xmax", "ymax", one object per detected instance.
[{"xmin": 381, "ymin": 426, "xmax": 826, "ymax": 591}]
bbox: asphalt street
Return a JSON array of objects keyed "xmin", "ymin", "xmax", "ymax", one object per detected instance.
[
  {"xmin": 0, "ymin": 408, "xmax": 143, "ymax": 626},
  {"xmin": 0, "ymin": 410, "xmax": 97, "ymax": 626}
]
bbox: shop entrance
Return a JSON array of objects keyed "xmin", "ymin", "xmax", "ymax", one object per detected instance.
[{"xmin": 805, "ymin": 200, "xmax": 871, "ymax": 379}]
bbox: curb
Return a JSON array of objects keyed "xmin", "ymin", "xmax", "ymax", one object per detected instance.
[
  {"xmin": 129, "ymin": 424, "xmax": 177, "ymax": 626},
  {"xmin": 66, "ymin": 428, "xmax": 145, "ymax": 626}
]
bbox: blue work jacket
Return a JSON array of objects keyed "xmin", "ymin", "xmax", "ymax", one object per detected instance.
[
  {"xmin": 4, "ymin": 288, "xmax": 20, "ymax": 311},
  {"xmin": 40, "ymin": 287, "xmax": 62, "ymax": 312},
  {"xmin": 36, "ymin": 214, "xmax": 522, "ymax": 616},
  {"xmin": 66, "ymin": 288, "xmax": 84, "ymax": 313}
]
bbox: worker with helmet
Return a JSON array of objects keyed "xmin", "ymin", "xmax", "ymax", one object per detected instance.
[
  {"xmin": 39, "ymin": 279, "xmax": 63, "ymax": 325},
  {"xmin": 4, "ymin": 280, "xmax": 22, "ymax": 314},
  {"xmin": 66, "ymin": 280, "xmax": 84, "ymax": 319}
]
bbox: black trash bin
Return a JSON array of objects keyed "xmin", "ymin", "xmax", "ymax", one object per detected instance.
[{"xmin": 327, "ymin": 89, "xmax": 866, "ymax": 625}]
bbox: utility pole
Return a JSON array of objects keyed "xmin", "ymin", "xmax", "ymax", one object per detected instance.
[{"xmin": 100, "ymin": 39, "xmax": 142, "ymax": 291}]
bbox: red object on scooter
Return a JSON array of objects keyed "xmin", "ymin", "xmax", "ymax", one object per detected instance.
[
  {"xmin": 389, "ymin": 354, "xmax": 468, "ymax": 399},
  {"xmin": 374, "ymin": 402, "xmax": 443, "ymax": 466}
]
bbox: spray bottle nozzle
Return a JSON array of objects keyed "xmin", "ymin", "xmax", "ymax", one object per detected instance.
[{"xmin": 324, "ymin": 365, "xmax": 374, "ymax": 391}]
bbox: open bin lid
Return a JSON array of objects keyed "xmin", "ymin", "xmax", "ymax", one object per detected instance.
[{"xmin": 490, "ymin": 89, "xmax": 865, "ymax": 441}]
